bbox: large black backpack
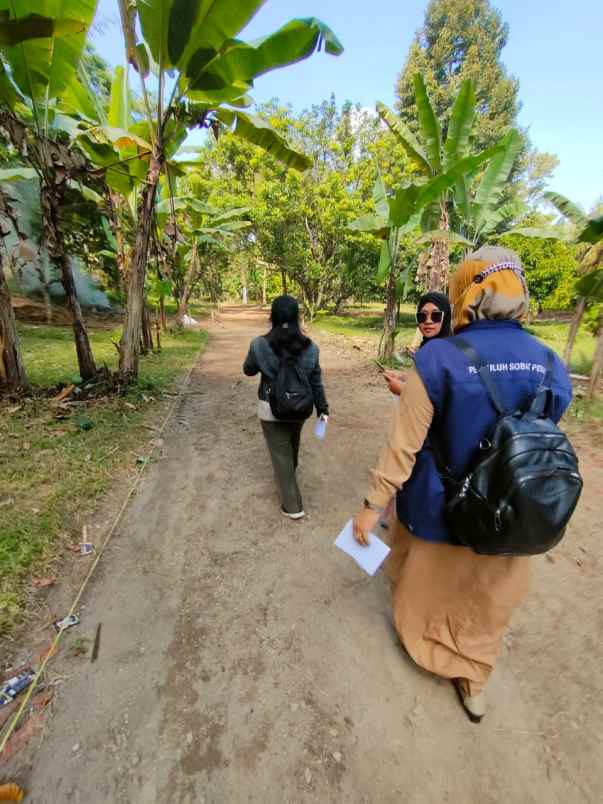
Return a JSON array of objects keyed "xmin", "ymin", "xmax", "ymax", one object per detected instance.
[
  {"xmin": 268, "ymin": 351, "xmax": 314, "ymax": 421},
  {"xmin": 433, "ymin": 338, "xmax": 583, "ymax": 556}
]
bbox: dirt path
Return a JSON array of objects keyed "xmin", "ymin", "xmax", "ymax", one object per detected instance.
[{"xmin": 11, "ymin": 307, "xmax": 603, "ymax": 802}]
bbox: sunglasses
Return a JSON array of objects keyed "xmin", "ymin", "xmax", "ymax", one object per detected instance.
[{"xmin": 416, "ymin": 310, "xmax": 444, "ymax": 324}]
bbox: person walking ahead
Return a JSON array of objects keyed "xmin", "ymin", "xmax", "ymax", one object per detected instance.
[
  {"xmin": 353, "ymin": 246, "xmax": 573, "ymax": 723},
  {"xmin": 243, "ymin": 295, "xmax": 329, "ymax": 520}
]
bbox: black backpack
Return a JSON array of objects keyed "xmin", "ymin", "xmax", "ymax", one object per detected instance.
[
  {"xmin": 432, "ymin": 338, "xmax": 583, "ymax": 556},
  {"xmin": 268, "ymin": 351, "xmax": 314, "ymax": 421}
]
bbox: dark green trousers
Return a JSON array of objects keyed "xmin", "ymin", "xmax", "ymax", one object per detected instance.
[{"xmin": 261, "ymin": 420, "xmax": 304, "ymax": 514}]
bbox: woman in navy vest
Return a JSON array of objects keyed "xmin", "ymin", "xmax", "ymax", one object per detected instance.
[
  {"xmin": 384, "ymin": 291, "xmax": 451, "ymax": 396},
  {"xmin": 353, "ymin": 246, "xmax": 572, "ymax": 723}
]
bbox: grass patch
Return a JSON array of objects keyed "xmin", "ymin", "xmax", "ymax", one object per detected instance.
[
  {"xmin": 525, "ymin": 320, "xmax": 595, "ymax": 375},
  {"xmin": 314, "ymin": 308, "xmax": 596, "ymax": 375},
  {"xmin": 0, "ymin": 325, "xmax": 206, "ymax": 637},
  {"xmin": 313, "ymin": 304, "xmax": 417, "ymax": 341}
]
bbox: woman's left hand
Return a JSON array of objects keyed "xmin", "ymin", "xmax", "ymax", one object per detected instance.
[{"xmin": 353, "ymin": 507, "xmax": 380, "ymax": 546}]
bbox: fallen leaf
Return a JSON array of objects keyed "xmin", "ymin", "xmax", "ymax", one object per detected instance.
[
  {"xmin": 52, "ymin": 384, "xmax": 75, "ymax": 404},
  {"xmin": 0, "ymin": 498, "xmax": 14, "ymax": 509},
  {"xmin": 32, "ymin": 577, "xmax": 56, "ymax": 589},
  {"xmin": 7, "ymin": 405, "xmax": 22, "ymax": 415}
]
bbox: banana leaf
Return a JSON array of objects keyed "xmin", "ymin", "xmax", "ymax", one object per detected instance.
[
  {"xmin": 444, "ymin": 79, "xmax": 475, "ymax": 167},
  {"xmin": 0, "ymin": 167, "xmax": 37, "ymax": 181},
  {"xmin": 577, "ymin": 215, "xmax": 603, "ymax": 245},
  {"xmin": 544, "ymin": 191, "xmax": 587, "ymax": 228},
  {"xmin": 2, "ymin": 1, "xmax": 97, "ymax": 103},
  {"xmin": 376, "ymin": 101, "xmax": 430, "ymax": 174},
  {"xmin": 348, "ymin": 213, "xmax": 390, "ymax": 239},
  {"xmin": 215, "ymin": 109, "xmax": 311, "ymax": 171},
  {"xmin": 474, "ymin": 129, "xmax": 522, "ymax": 209},
  {"xmin": 187, "ymin": 17, "xmax": 343, "ymax": 90},
  {"xmin": 172, "ymin": 0, "xmax": 266, "ymax": 70},
  {"xmin": 108, "ymin": 66, "xmax": 131, "ymax": 131},
  {"xmin": 372, "ymin": 173, "xmax": 390, "ymax": 220},
  {"xmin": 413, "ymin": 74, "xmax": 441, "ymax": 173},
  {"xmin": 576, "ymin": 269, "xmax": 603, "ymax": 302},
  {"xmin": 376, "ymin": 240, "xmax": 392, "ymax": 282}
]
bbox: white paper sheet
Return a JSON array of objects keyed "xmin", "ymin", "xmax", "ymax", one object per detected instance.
[
  {"xmin": 313, "ymin": 417, "xmax": 327, "ymax": 440},
  {"xmin": 334, "ymin": 519, "xmax": 390, "ymax": 576}
]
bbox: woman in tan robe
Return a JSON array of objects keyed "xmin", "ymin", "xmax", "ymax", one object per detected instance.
[{"xmin": 353, "ymin": 246, "xmax": 572, "ymax": 723}]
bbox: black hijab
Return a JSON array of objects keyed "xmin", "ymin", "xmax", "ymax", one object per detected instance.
[{"xmin": 417, "ymin": 291, "xmax": 452, "ymax": 346}]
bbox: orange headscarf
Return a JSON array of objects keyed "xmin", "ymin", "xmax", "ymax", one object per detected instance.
[{"xmin": 449, "ymin": 246, "xmax": 529, "ymax": 332}]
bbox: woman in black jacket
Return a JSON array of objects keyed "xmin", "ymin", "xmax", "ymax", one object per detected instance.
[{"xmin": 243, "ymin": 295, "xmax": 329, "ymax": 520}]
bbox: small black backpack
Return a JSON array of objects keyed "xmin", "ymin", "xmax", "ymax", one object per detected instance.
[
  {"xmin": 268, "ymin": 351, "xmax": 314, "ymax": 421},
  {"xmin": 433, "ymin": 338, "xmax": 583, "ymax": 556}
]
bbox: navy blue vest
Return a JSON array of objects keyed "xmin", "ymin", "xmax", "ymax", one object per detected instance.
[{"xmin": 396, "ymin": 320, "xmax": 573, "ymax": 543}]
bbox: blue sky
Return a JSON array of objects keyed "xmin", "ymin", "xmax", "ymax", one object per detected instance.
[{"xmin": 91, "ymin": 0, "xmax": 603, "ymax": 211}]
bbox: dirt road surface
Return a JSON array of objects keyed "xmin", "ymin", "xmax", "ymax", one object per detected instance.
[{"xmin": 8, "ymin": 307, "xmax": 603, "ymax": 802}]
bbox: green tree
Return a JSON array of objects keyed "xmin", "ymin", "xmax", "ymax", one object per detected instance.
[
  {"xmin": 395, "ymin": 0, "xmax": 519, "ymax": 152},
  {"xmin": 395, "ymin": 0, "xmax": 557, "ymax": 210},
  {"xmin": 0, "ymin": 1, "xmax": 102, "ymax": 383},
  {"xmin": 115, "ymin": 0, "xmax": 343, "ymax": 381}
]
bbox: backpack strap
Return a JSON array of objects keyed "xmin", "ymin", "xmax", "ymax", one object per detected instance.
[
  {"xmin": 529, "ymin": 349, "xmax": 555, "ymax": 417},
  {"xmin": 450, "ymin": 336, "xmax": 508, "ymax": 416}
]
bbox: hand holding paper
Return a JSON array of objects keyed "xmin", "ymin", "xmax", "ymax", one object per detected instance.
[{"xmin": 335, "ymin": 519, "xmax": 390, "ymax": 576}]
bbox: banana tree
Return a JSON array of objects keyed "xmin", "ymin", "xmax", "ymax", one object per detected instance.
[
  {"xmin": 0, "ymin": 182, "xmax": 28, "ymax": 393},
  {"xmin": 574, "ymin": 216, "xmax": 603, "ymax": 396},
  {"xmin": 155, "ymin": 195, "xmax": 251, "ymax": 325},
  {"xmin": 350, "ymin": 144, "xmax": 502, "ymax": 358},
  {"xmin": 115, "ymin": 0, "xmax": 343, "ymax": 380},
  {"xmin": 0, "ymin": 0, "xmax": 101, "ymax": 381},
  {"xmin": 453, "ymin": 130, "xmax": 523, "ymax": 247},
  {"xmin": 377, "ymin": 76, "xmax": 521, "ymax": 290},
  {"xmin": 512, "ymin": 193, "xmax": 603, "ymax": 372}
]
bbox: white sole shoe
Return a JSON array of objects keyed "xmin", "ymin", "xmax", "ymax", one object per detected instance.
[
  {"xmin": 281, "ymin": 507, "xmax": 305, "ymax": 520},
  {"xmin": 453, "ymin": 681, "xmax": 486, "ymax": 723}
]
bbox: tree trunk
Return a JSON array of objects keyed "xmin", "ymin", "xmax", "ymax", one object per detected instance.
[
  {"xmin": 159, "ymin": 293, "xmax": 167, "ymax": 331},
  {"xmin": 262, "ymin": 265, "xmax": 267, "ymax": 305},
  {"xmin": 109, "ymin": 193, "xmax": 129, "ymax": 297},
  {"xmin": 0, "ymin": 259, "xmax": 27, "ymax": 394},
  {"xmin": 429, "ymin": 200, "xmax": 450, "ymax": 292},
  {"xmin": 588, "ymin": 311, "xmax": 603, "ymax": 399},
  {"xmin": 563, "ymin": 296, "xmax": 586, "ymax": 367},
  {"xmin": 280, "ymin": 267, "xmax": 288, "ymax": 294},
  {"xmin": 141, "ymin": 303, "xmax": 154, "ymax": 354},
  {"xmin": 41, "ymin": 185, "xmax": 97, "ymax": 381},
  {"xmin": 40, "ymin": 282, "xmax": 52, "ymax": 325},
  {"xmin": 241, "ymin": 267, "xmax": 248, "ymax": 305},
  {"xmin": 379, "ymin": 271, "xmax": 398, "ymax": 360},
  {"xmin": 119, "ymin": 155, "xmax": 162, "ymax": 380},
  {"xmin": 176, "ymin": 296, "xmax": 188, "ymax": 327}
]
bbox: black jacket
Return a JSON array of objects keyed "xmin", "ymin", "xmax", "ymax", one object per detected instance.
[{"xmin": 243, "ymin": 335, "xmax": 329, "ymax": 416}]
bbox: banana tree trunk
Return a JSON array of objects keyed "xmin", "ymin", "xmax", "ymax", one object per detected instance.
[
  {"xmin": 141, "ymin": 303, "xmax": 154, "ymax": 353},
  {"xmin": 159, "ymin": 293, "xmax": 167, "ymax": 331},
  {"xmin": 176, "ymin": 296, "xmax": 189, "ymax": 327},
  {"xmin": 379, "ymin": 270, "xmax": 398, "ymax": 360},
  {"xmin": 41, "ymin": 185, "xmax": 97, "ymax": 381},
  {"xmin": 0, "ymin": 259, "xmax": 27, "ymax": 394},
  {"xmin": 588, "ymin": 311, "xmax": 603, "ymax": 399},
  {"xmin": 429, "ymin": 200, "xmax": 450, "ymax": 292},
  {"xmin": 119, "ymin": 155, "xmax": 162, "ymax": 380},
  {"xmin": 563, "ymin": 296, "xmax": 586, "ymax": 367},
  {"xmin": 110, "ymin": 193, "xmax": 129, "ymax": 297}
]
